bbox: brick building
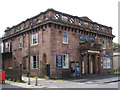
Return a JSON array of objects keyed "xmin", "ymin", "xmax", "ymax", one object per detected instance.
[{"xmin": 2, "ymin": 9, "xmax": 115, "ymax": 78}]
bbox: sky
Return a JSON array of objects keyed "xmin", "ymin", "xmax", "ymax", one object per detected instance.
[{"xmin": 0, "ymin": 0, "xmax": 119, "ymax": 43}]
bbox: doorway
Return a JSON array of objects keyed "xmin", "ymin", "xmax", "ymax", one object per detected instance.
[{"xmin": 91, "ymin": 55, "xmax": 95, "ymax": 74}]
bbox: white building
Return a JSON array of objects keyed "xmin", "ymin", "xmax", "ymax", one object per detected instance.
[{"xmin": 113, "ymin": 49, "xmax": 120, "ymax": 71}]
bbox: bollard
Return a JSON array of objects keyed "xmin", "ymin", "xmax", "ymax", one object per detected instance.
[
  {"xmin": 20, "ymin": 63, "xmax": 22, "ymax": 81},
  {"xmin": 35, "ymin": 76, "xmax": 38, "ymax": 86},
  {"xmin": 28, "ymin": 73, "xmax": 30, "ymax": 85}
]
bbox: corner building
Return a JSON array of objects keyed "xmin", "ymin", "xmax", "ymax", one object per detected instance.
[{"xmin": 2, "ymin": 9, "xmax": 115, "ymax": 78}]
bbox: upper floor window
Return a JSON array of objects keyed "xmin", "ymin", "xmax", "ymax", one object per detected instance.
[
  {"xmin": 102, "ymin": 40, "xmax": 106, "ymax": 49},
  {"xmin": 79, "ymin": 21, "xmax": 82, "ymax": 25},
  {"xmin": 30, "ymin": 21, "xmax": 33, "ymax": 26},
  {"xmin": 55, "ymin": 14, "xmax": 60, "ymax": 19},
  {"xmin": 91, "ymin": 24, "xmax": 94, "ymax": 28},
  {"xmin": 37, "ymin": 18, "xmax": 40, "ymax": 23},
  {"xmin": 97, "ymin": 26, "xmax": 100, "ymax": 30},
  {"xmin": 70, "ymin": 18, "xmax": 74, "ymax": 23},
  {"xmin": 84, "ymin": 22, "xmax": 88, "ymax": 25},
  {"xmin": 102, "ymin": 27, "xmax": 105, "ymax": 30},
  {"xmin": 5, "ymin": 42, "xmax": 8, "ymax": 48},
  {"xmin": 63, "ymin": 32, "xmax": 68, "ymax": 44},
  {"xmin": 62, "ymin": 16, "xmax": 68, "ymax": 22},
  {"xmin": 31, "ymin": 33, "xmax": 38, "ymax": 45},
  {"xmin": 19, "ymin": 38, "xmax": 22, "ymax": 48},
  {"xmin": 1, "ymin": 43, "xmax": 4, "ymax": 53}
]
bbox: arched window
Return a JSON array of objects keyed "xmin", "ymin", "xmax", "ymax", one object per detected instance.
[{"xmin": 102, "ymin": 40, "xmax": 106, "ymax": 49}]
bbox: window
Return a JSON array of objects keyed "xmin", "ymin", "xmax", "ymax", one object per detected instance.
[
  {"xmin": 30, "ymin": 55, "xmax": 38, "ymax": 69},
  {"xmin": 63, "ymin": 32, "xmax": 68, "ymax": 44},
  {"xmin": 102, "ymin": 27, "xmax": 105, "ymax": 30},
  {"xmin": 31, "ymin": 33, "xmax": 38, "ymax": 45},
  {"xmin": 19, "ymin": 38, "xmax": 22, "ymax": 48},
  {"xmin": 5, "ymin": 42, "xmax": 8, "ymax": 48},
  {"xmin": 62, "ymin": 16, "xmax": 68, "ymax": 22},
  {"xmin": 90, "ymin": 24, "xmax": 94, "ymax": 28},
  {"xmin": 84, "ymin": 22, "xmax": 88, "ymax": 25},
  {"xmin": 97, "ymin": 26, "xmax": 100, "ymax": 30},
  {"xmin": 55, "ymin": 14, "xmax": 59, "ymax": 19},
  {"xmin": 1, "ymin": 43, "xmax": 4, "ymax": 53},
  {"xmin": 37, "ymin": 18, "xmax": 40, "ymax": 23},
  {"xmin": 70, "ymin": 18, "xmax": 74, "ymax": 23},
  {"xmin": 79, "ymin": 21, "xmax": 82, "ymax": 25},
  {"xmin": 63, "ymin": 54, "xmax": 69, "ymax": 68},
  {"xmin": 103, "ymin": 57, "xmax": 111, "ymax": 69},
  {"xmin": 102, "ymin": 40, "xmax": 106, "ymax": 49}
]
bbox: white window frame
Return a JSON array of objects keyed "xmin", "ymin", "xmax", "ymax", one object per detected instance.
[
  {"xmin": 5, "ymin": 42, "xmax": 8, "ymax": 48},
  {"xmin": 31, "ymin": 33, "xmax": 38, "ymax": 45},
  {"xmin": 19, "ymin": 38, "xmax": 22, "ymax": 48},
  {"xmin": 30, "ymin": 55, "xmax": 38, "ymax": 69},
  {"xmin": 63, "ymin": 54, "xmax": 69, "ymax": 69},
  {"xmin": 62, "ymin": 32, "xmax": 68, "ymax": 44}
]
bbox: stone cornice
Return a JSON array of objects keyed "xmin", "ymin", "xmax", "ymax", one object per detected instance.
[{"xmin": 2, "ymin": 18, "xmax": 115, "ymax": 41}]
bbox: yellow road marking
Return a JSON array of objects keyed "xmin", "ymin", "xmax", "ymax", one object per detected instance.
[
  {"xmin": 49, "ymin": 86, "xmax": 60, "ymax": 88},
  {"xmin": 78, "ymin": 83, "xmax": 85, "ymax": 84}
]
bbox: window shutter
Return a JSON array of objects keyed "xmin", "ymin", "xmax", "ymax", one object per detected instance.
[
  {"xmin": 36, "ymin": 33, "xmax": 38, "ymax": 43},
  {"xmin": 36, "ymin": 55, "xmax": 39, "ymax": 69},
  {"xmin": 30, "ymin": 56, "xmax": 33, "ymax": 69},
  {"xmin": 31, "ymin": 35, "xmax": 33, "ymax": 45},
  {"xmin": 65, "ymin": 54, "xmax": 68, "ymax": 68}
]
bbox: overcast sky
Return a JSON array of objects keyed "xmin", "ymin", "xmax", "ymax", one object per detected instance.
[{"xmin": 0, "ymin": 0, "xmax": 119, "ymax": 43}]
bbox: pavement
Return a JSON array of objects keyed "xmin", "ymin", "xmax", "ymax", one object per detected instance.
[
  {"xmin": 1, "ymin": 74, "xmax": 120, "ymax": 89},
  {"xmin": 65, "ymin": 74, "xmax": 120, "ymax": 84}
]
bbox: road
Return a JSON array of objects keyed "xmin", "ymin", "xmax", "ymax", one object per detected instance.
[{"xmin": 1, "ymin": 74, "xmax": 120, "ymax": 89}]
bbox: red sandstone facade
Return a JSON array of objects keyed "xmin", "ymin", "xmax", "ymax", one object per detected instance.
[{"xmin": 2, "ymin": 9, "xmax": 115, "ymax": 78}]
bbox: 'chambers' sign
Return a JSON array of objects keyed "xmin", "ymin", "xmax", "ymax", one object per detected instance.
[{"xmin": 80, "ymin": 34, "xmax": 95, "ymax": 43}]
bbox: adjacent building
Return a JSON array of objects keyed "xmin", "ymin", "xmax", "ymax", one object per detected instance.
[
  {"xmin": 0, "ymin": 38, "xmax": 3, "ymax": 69},
  {"xmin": 113, "ymin": 48, "xmax": 120, "ymax": 71},
  {"xmin": 2, "ymin": 9, "xmax": 115, "ymax": 78}
]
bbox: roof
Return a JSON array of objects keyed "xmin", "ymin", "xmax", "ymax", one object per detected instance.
[
  {"xmin": 79, "ymin": 16, "xmax": 93, "ymax": 22},
  {"xmin": 5, "ymin": 8, "xmax": 112, "ymax": 32}
]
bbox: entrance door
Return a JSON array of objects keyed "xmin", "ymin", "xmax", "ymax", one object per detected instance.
[{"xmin": 91, "ymin": 55, "xmax": 95, "ymax": 74}]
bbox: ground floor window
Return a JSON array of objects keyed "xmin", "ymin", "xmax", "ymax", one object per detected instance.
[
  {"xmin": 103, "ymin": 57, "xmax": 111, "ymax": 69},
  {"xmin": 30, "ymin": 55, "xmax": 38, "ymax": 69},
  {"xmin": 63, "ymin": 54, "xmax": 68, "ymax": 68},
  {"xmin": 56, "ymin": 54, "xmax": 69, "ymax": 69}
]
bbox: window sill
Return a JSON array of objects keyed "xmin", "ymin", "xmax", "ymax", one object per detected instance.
[
  {"xmin": 30, "ymin": 68, "xmax": 39, "ymax": 70},
  {"xmin": 62, "ymin": 42, "xmax": 68, "ymax": 45},
  {"xmin": 31, "ymin": 43, "xmax": 38, "ymax": 46},
  {"xmin": 19, "ymin": 47, "xmax": 22, "ymax": 50}
]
